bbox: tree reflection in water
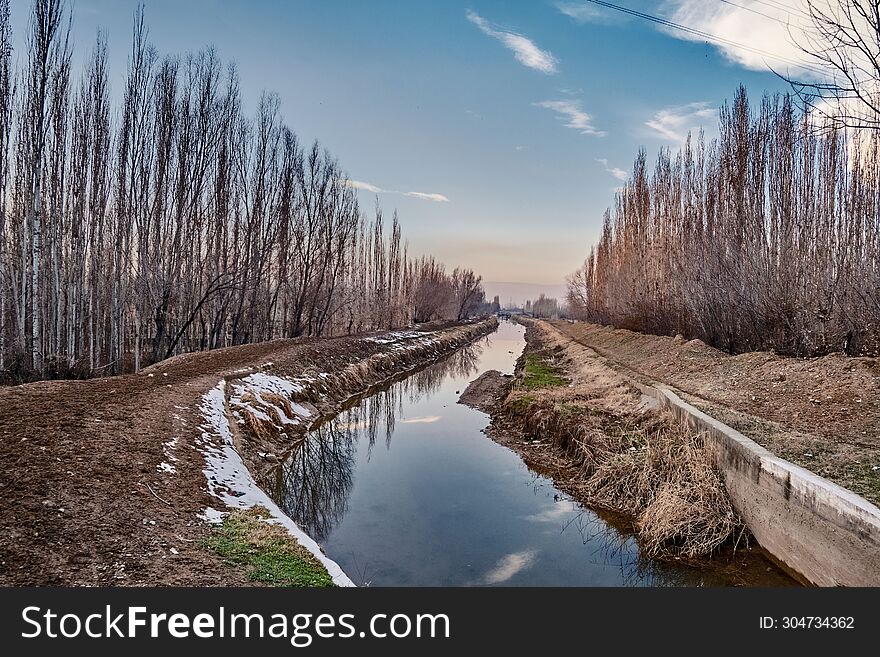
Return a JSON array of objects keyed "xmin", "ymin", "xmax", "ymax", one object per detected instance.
[{"xmin": 263, "ymin": 343, "xmax": 483, "ymax": 541}]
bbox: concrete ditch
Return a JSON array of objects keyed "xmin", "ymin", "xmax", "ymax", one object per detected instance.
[{"xmin": 641, "ymin": 384, "xmax": 880, "ymax": 586}]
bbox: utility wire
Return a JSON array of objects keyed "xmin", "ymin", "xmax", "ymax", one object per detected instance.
[
  {"xmin": 716, "ymin": 0, "xmax": 794, "ymax": 25},
  {"xmin": 581, "ymin": 0, "xmax": 826, "ymax": 75},
  {"xmin": 717, "ymin": 0, "xmax": 810, "ymax": 27},
  {"xmin": 749, "ymin": 0, "xmax": 812, "ymax": 21}
]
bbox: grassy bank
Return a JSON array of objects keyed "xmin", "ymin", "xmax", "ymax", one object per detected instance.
[
  {"xmin": 203, "ymin": 508, "xmax": 334, "ymax": 587},
  {"xmin": 497, "ymin": 320, "xmax": 744, "ymax": 559}
]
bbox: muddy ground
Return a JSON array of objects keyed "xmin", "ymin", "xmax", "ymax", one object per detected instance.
[
  {"xmin": 0, "ymin": 320, "xmax": 493, "ymax": 586},
  {"xmin": 546, "ymin": 320, "xmax": 880, "ymax": 506},
  {"xmin": 457, "ymin": 370, "xmax": 512, "ymax": 414}
]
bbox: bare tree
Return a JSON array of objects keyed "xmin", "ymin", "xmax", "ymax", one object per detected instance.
[
  {"xmin": 0, "ymin": 0, "xmax": 12, "ymax": 369},
  {"xmin": 570, "ymin": 86, "xmax": 880, "ymax": 357},
  {"xmin": 0, "ymin": 2, "xmax": 485, "ymax": 382},
  {"xmin": 451, "ymin": 267, "xmax": 484, "ymax": 321},
  {"xmin": 787, "ymin": 0, "xmax": 880, "ymax": 130},
  {"xmin": 21, "ymin": 0, "xmax": 69, "ymax": 373}
]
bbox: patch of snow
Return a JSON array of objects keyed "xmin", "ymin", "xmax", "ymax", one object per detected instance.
[
  {"xmin": 241, "ymin": 372, "xmax": 304, "ymax": 397},
  {"xmin": 289, "ymin": 402, "xmax": 312, "ymax": 418},
  {"xmin": 199, "ymin": 507, "xmax": 225, "ymax": 524},
  {"xmin": 364, "ymin": 329, "xmax": 434, "ymax": 345},
  {"xmin": 157, "ymin": 461, "xmax": 176, "ymax": 474},
  {"xmin": 198, "ymin": 382, "xmax": 353, "ymax": 587}
]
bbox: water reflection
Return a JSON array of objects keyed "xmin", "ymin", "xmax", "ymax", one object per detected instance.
[
  {"xmin": 261, "ymin": 322, "xmax": 789, "ymax": 586},
  {"xmin": 264, "ymin": 345, "xmax": 483, "ymax": 542}
]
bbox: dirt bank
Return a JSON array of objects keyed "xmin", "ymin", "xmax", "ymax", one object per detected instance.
[
  {"xmin": 469, "ymin": 320, "xmax": 795, "ymax": 584},
  {"xmin": 546, "ymin": 321, "xmax": 880, "ymax": 506},
  {"xmin": 457, "ymin": 370, "xmax": 512, "ymax": 413},
  {"xmin": 0, "ymin": 319, "xmax": 496, "ymax": 586}
]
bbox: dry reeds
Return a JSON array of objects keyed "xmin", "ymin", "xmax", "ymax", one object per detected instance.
[
  {"xmin": 507, "ymin": 394, "xmax": 743, "ymax": 558},
  {"xmin": 503, "ymin": 322, "xmax": 744, "ymax": 559}
]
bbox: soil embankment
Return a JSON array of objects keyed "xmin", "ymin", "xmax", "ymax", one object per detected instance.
[
  {"xmin": 546, "ymin": 321, "xmax": 880, "ymax": 506},
  {"xmin": 458, "ymin": 370, "xmax": 512, "ymax": 413},
  {"xmin": 0, "ymin": 319, "xmax": 496, "ymax": 586}
]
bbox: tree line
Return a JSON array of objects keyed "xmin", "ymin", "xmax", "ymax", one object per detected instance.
[
  {"xmin": 0, "ymin": 1, "xmax": 486, "ymax": 381},
  {"xmin": 568, "ymin": 86, "xmax": 880, "ymax": 357}
]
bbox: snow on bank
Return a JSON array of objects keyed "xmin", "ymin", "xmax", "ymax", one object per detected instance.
[
  {"xmin": 198, "ymin": 381, "xmax": 354, "ymax": 587},
  {"xmin": 228, "ymin": 372, "xmax": 314, "ymax": 433},
  {"xmin": 195, "ymin": 321, "xmax": 493, "ymax": 588},
  {"xmin": 365, "ymin": 329, "xmax": 436, "ymax": 347}
]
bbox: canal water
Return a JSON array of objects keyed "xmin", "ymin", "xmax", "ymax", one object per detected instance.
[{"xmin": 263, "ymin": 321, "xmax": 791, "ymax": 586}]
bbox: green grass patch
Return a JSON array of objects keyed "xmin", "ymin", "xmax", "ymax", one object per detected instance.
[
  {"xmin": 519, "ymin": 353, "xmax": 567, "ymax": 389},
  {"xmin": 506, "ymin": 393, "xmax": 537, "ymax": 414},
  {"xmin": 203, "ymin": 507, "xmax": 334, "ymax": 587}
]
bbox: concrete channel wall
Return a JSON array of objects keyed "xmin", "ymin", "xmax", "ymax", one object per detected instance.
[{"xmin": 640, "ymin": 384, "xmax": 880, "ymax": 586}]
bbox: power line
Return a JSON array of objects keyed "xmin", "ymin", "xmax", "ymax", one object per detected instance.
[
  {"xmin": 749, "ymin": 0, "xmax": 812, "ymax": 21},
  {"xmin": 581, "ymin": 0, "xmax": 826, "ymax": 75},
  {"xmin": 719, "ymin": 0, "xmax": 811, "ymax": 26},
  {"xmin": 716, "ymin": 0, "xmax": 794, "ymax": 25}
]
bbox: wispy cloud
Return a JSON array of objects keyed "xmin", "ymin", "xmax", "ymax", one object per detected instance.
[
  {"xmin": 524, "ymin": 500, "xmax": 576, "ymax": 523},
  {"xmin": 481, "ymin": 550, "xmax": 537, "ymax": 585},
  {"xmin": 596, "ymin": 158, "xmax": 628, "ymax": 181},
  {"xmin": 535, "ymin": 99, "xmax": 604, "ymax": 136},
  {"xmin": 348, "ymin": 180, "xmax": 449, "ymax": 203},
  {"xmin": 400, "ymin": 415, "xmax": 442, "ymax": 424},
  {"xmin": 659, "ymin": 1, "xmax": 818, "ymax": 78},
  {"xmin": 466, "ymin": 10, "xmax": 558, "ymax": 74},
  {"xmin": 405, "ymin": 192, "xmax": 450, "ymax": 203},
  {"xmin": 645, "ymin": 102, "xmax": 714, "ymax": 143},
  {"xmin": 555, "ymin": 2, "xmax": 614, "ymax": 24},
  {"xmin": 349, "ymin": 180, "xmax": 383, "ymax": 194}
]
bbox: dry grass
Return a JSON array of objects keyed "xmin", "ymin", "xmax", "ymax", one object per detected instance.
[{"xmin": 503, "ymin": 320, "xmax": 745, "ymax": 559}]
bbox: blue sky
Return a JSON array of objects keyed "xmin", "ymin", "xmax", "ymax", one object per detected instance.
[{"xmin": 8, "ymin": 0, "xmax": 805, "ymax": 295}]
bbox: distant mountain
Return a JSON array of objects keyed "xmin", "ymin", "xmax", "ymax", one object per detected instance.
[{"xmin": 482, "ymin": 281, "xmax": 568, "ymax": 309}]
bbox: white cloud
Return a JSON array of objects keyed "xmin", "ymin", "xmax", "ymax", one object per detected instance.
[
  {"xmin": 347, "ymin": 180, "xmax": 449, "ymax": 203},
  {"xmin": 466, "ymin": 10, "xmax": 558, "ymax": 74},
  {"xmin": 404, "ymin": 192, "xmax": 450, "ymax": 203},
  {"xmin": 535, "ymin": 99, "xmax": 605, "ymax": 136},
  {"xmin": 645, "ymin": 101, "xmax": 715, "ymax": 143},
  {"xmin": 659, "ymin": 0, "xmax": 818, "ymax": 78},
  {"xmin": 481, "ymin": 550, "xmax": 537, "ymax": 585},
  {"xmin": 556, "ymin": 2, "xmax": 612, "ymax": 23},
  {"xmin": 596, "ymin": 158, "xmax": 628, "ymax": 181},
  {"xmin": 400, "ymin": 415, "xmax": 442, "ymax": 424},
  {"xmin": 348, "ymin": 180, "xmax": 383, "ymax": 194}
]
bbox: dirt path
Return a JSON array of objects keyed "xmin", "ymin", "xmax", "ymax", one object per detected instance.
[
  {"xmin": 0, "ymin": 322, "xmax": 491, "ymax": 585},
  {"xmin": 545, "ymin": 320, "xmax": 880, "ymax": 506}
]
